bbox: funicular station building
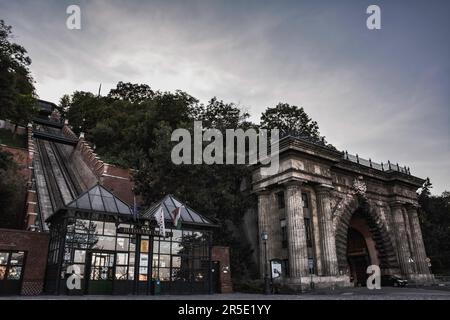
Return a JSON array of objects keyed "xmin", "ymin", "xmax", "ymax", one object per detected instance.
[
  {"xmin": 0, "ymin": 108, "xmax": 230, "ymax": 296},
  {"xmin": 45, "ymin": 187, "xmax": 216, "ymax": 295}
]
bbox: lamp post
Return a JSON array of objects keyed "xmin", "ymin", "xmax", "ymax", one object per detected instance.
[{"xmin": 261, "ymin": 232, "xmax": 271, "ymax": 295}]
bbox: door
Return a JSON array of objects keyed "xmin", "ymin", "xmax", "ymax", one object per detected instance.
[
  {"xmin": 0, "ymin": 251, "xmax": 26, "ymax": 295},
  {"xmin": 211, "ymin": 261, "xmax": 220, "ymax": 293},
  {"xmin": 86, "ymin": 251, "xmax": 115, "ymax": 295}
]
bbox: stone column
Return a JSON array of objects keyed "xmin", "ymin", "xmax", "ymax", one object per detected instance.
[
  {"xmin": 390, "ymin": 202, "xmax": 413, "ymax": 277},
  {"xmin": 285, "ymin": 182, "xmax": 309, "ymax": 279},
  {"xmin": 316, "ymin": 185, "xmax": 339, "ymax": 276},
  {"xmin": 257, "ymin": 189, "xmax": 271, "ymax": 278},
  {"xmin": 405, "ymin": 204, "xmax": 430, "ymax": 275}
]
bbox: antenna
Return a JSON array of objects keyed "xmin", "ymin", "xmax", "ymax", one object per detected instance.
[{"xmin": 98, "ymin": 83, "xmax": 102, "ymax": 97}]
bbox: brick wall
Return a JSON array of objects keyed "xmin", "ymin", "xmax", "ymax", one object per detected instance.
[
  {"xmin": 62, "ymin": 123, "xmax": 136, "ymax": 205},
  {"xmin": 0, "ymin": 229, "xmax": 49, "ymax": 295},
  {"xmin": 212, "ymin": 246, "xmax": 233, "ymax": 293}
]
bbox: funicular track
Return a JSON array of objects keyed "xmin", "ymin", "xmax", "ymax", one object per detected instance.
[{"xmin": 33, "ymin": 122, "xmax": 82, "ymax": 230}]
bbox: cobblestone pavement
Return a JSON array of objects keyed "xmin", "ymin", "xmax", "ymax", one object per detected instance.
[{"xmin": 2, "ymin": 286, "xmax": 450, "ymax": 300}]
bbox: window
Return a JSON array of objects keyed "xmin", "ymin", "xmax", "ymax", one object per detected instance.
[
  {"xmin": 304, "ymin": 218, "xmax": 312, "ymax": 247},
  {"xmin": 0, "ymin": 251, "xmax": 25, "ymax": 281},
  {"xmin": 302, "ymin": 193, "xmax": 309, "ymax": 208},
  {"xmin": 282, "ymin": 259, "xmax": 289, "ymax": 277},
  {"xmin": 280, "ymin": 219, "xmax": 287, "ymax": 249},
  {"xmin": 277, "ymin": 192, "xmax": 285, "ymax": 209}
]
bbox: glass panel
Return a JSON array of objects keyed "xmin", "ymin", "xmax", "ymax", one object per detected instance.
[
  {"xmin": 116, "ymin": 237, "xmax": 129, "ymax": 251},
  {"xmin": 159, "ymin": 241, "xmax": 170, "ymax": 254},
  {"xmin": 129, "ymin": 236, "xmax": 137, "ymax": 251},
  {"xmin": 140, "ymin": 240, "xmax": 149, "ymax": 253},
  {"xmin": 90, "ymin": 186, "xmax": 102, "ymax": 196},
  {"xmin": 152, "ymin": 240, "xmax": 159, "ymax": 254},
  {"xmin": 139, "ymin": 268, "xmax": 148, "ymax": 281},
  {"xmin": 103, "ymin": 196, "xmax": 119, "ymax": 213},
  {"xmin": 74, "ymin": 264, "xmax": 85, "ymax": 279},
  {"xmin": 103, "ymin": 222, "xmax": 116, "ymax": 236},
  {"xmin": 75, "ymin": 219, "xmax": 90, "ymax": 233},
  {"xmin": 115, "ymin": 266, "xmax": 128, "ymax": 280},
  {"xmin": 116, "ymin": 201, "xmax": 131, "ymax": 215},
  {"xmin": 93, "ymin": 236, "xmax": 116, "ymax": 251},
  {"xmin": 180, "ymin": 208, "xmax": 193, "ymax": 222},
  {"xmin": 129, "ymin": 253, "xmax": 135, "ymax": 266},
  {"xmin": 152, "ymin": 255, "xmax": 159, "ymax": 268},
  {"xmin": 151, "ymin": 267, "xmax": 158, "ymax": 279},
  {"xmin": 116, "ymin": 253, "xmax": 128, "ymax": 265},
  {"xmin": 7, "ymin": 266, "xmax": 22, "ymax": 280},
  {"xmin": 0, "ymin": 266, "xmax": 6, "ymax": 280},
  {"xmin": 76, "ymin": 194, "xmax": 91, "ymax": 210},
  {"xmin": 140, "ymin": 253, "xmax": 148, "ymax": 267},
  {"xmin": 187, "ymin": 208, "xmax": 204, "ymax": 223},
  {"xmin": 64, "ymin": 247, "xmax": 71, "ymax": 263},
  {"xmin": 11, "ymin": 252, "xmax": 25, "ymax": 265},
  {"xmin": 0, "ymin": 252, "xmax": 9, "ymax": 265},
  {"xmin": 159, "ymin": 268, "xmax": 170, "ymax": 281},
  {"xmin": 91, "ymin": 221, "xmax": 103, "ymax": 235},
  {"xmin": 128, "ymin": 267, "xmax": 135, "ymax": 280},
  {"xmin": 159, "ymin": 255, "xmax": 170, "ymax": 268},
  {"xmin": 91, "ymin": 195, "xmax": 104, "ymax": 211},
  {"xmin": 171, "ymin": 242, "xmax": 184, "ymax": 255},
  {"xmin": 172, "ymin": 256, "xmax": 181, "ymax": 268},
  {"xmin": 172, "ymin": 229, "xmax": 182, "ymax": 242}
]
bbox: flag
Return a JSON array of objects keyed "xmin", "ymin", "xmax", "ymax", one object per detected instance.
[
  {"xmin": 133, "ymin": 195, "xmax": 138, "ymax": 221},
  {"xmin": 172, "ymin": 206, "xmax": 183, "ymax": 229},
  {"xmin": 155, "ymin": 206, "xmax": 166, "ymax": 237}
]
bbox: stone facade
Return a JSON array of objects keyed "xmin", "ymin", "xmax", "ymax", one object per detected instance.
[
  {"xmin": 251, "ymin": 136, "xmax": 433, "ymax": 290},
  {"xmin": 0, "ymin": 229, "xmax": 49, "ymax": 295}
]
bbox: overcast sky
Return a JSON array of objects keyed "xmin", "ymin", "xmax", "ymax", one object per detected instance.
[{"xmin": 1, "ymin": 0, "xmax": 449, "ymax": 194}]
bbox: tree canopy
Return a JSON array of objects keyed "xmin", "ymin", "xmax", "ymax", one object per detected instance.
[
  {"xmin": 418, "ymin": 178, "xmax": 450, "ymax": 274},
  {"xmin": 0, "ymin": 149, "xmax": 26, "ymax": 229},
  {"xmin": 260, "ymin": 102, "xmax": 321, "ymax": 138},
  {"xmin": 0, "ymin": 20, "xmax": 36, "ymax": 127},
  {"xmin": 62, "ymin": 82, "xmax": 327, "ymax": 281}
]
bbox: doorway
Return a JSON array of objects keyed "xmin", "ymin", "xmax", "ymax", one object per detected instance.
[
  {"xmin": 347, "ymin": 228, "xmax": 371, "ymax": 286},
  {"xmin": 86, "ymin": 251, "xmax": 115, "ymax": 294}
]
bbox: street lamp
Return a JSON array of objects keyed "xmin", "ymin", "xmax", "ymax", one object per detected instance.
[{"xmin": 261, "ymin": 231, "xmax": 271, "ymax": 295}]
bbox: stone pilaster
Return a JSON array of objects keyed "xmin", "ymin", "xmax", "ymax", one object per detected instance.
[
  {"xmin": 257, "ymin": 189, "xmax": 271, "ymax": 278},
  {"xmin": 316, "ymin": 185, "xmax": 339, "ymax": 276},
  {"xmin": 285, "ymin": 182, "xmax": 309, "ymax": 278},
  {"xmin": 405, "ymin": 204, "xmax": 430, "ymax": 275},
  {"xmin": 390, "ymin": 202, "xmax": 413, "ymax": 278}
]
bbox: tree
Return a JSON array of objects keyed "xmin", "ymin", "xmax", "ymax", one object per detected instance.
[
  {"xmin": 0, "ymin": 20, "xmax": 36, "ymax": 129},
  {"xmin": 418, "ymin": 178, "xmax": 450, "ymax": 274},
  {"xmin": 0, "ymin": 150, "xmax": 26, "ymax": 229},
  {"xmin": 260, "ymin": 103, "xmax": 321, "ymax": 139},
  {"xmin": 107, "ymin": 81, "xmax": 155, "ymax": 103},
  {"xmin": 58, "ymin": 94, "xmax": 71, "ymax": 118}
]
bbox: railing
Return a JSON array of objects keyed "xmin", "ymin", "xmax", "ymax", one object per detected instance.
[{"xmin": 343, "ymin": 151, "xmax": 411, "ymax": 175}]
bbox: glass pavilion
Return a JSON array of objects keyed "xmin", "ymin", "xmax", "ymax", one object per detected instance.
[{"xmin": 44, "ymin": 184, "xmax": 217, "ymax": 295}]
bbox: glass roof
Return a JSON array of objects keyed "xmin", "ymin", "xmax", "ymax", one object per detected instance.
[
  {"xmin": 66, "ymin": 184, "xmax": 132, "ymax": 215},
  {"xmin": 142, "ymin": 195, "xmax": 215, "ymax": 227}
]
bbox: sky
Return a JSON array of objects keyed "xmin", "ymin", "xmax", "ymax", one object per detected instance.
[{"xmin": 1, "ymin": 0, "xmax": 449, "ymax": 194}]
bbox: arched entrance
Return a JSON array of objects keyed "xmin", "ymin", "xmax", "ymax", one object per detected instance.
[
  {"xmin": 347, "ymin": 228, "xmax": 370, "ymax": 286},
  {"xmin": 335, "ymin": 198, "xmax": 400, "ymax": 283},
  {"xmin": 346, "ymin": 210, "xmax": 380, "ymax": 286}
]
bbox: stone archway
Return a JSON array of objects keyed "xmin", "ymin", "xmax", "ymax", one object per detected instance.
[{"xmin": 334, "ymin": 197, "xmax": 399, "ymax": 276}]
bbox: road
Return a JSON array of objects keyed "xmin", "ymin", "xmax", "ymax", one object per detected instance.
[{"xmin": 2, "ymin": 286, "xmax": 450, "ymax": 300}]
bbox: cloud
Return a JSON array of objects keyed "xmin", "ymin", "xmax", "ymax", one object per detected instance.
[{"xmin": 1, "ymin": 0, "xmax": 448, "ymax": 193}]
